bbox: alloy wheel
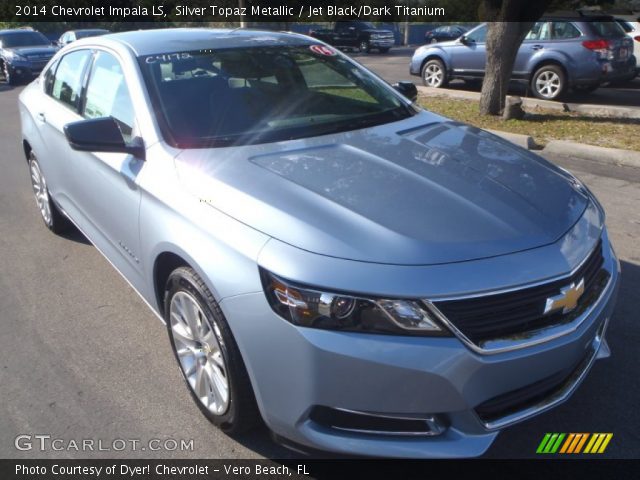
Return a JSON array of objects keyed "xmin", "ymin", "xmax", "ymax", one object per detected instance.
[
  {"xmin": 29, "ymin": 158, "xmax": 52, "ymax": 226},
  {"xmin": 169, "ymin": 291, "xmax": 229, "ymax": 415},
  {"xmin": 535, "ymin": 70, "xmax": 562, "ymax": 99},
  {"xmin": 424, "ymin": 63, "xmax": 444, "ymax": 87}
]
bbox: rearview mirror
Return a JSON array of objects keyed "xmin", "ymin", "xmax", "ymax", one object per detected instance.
[
  {"xmin": 64, "ymin": 117, "xmax": 145, "ymax": 160},
  {"xmin": 392, "ymin": 81, "xmax": 418, "ymax": 103}
]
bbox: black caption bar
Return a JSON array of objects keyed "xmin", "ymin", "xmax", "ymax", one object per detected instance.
[
  {"xmin": 0, "ymin": 459, "xmax": 635, "ymax": 480},
  {"xmin": 0, "ymin": 0, "xmax": 601, "ymax": 23}
]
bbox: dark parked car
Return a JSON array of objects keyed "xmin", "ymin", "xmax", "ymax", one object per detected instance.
[
  {"xmin": 425, "ymin": 25, "xmax": 469, "ymax": 44},
  {"xmin": 410, "ymin": 15, "xmax": 637, "ymax": 99},
  {"xmin": 57, "ymin": 29, "xmax": 110, "ymax": 47},
  {"xmin": 0, "ymin": 29, "xmax": 57, "ymax": 85},
  {"xmin": 310, "ymin": 21, "xmax": 394, "ymax": 53}
]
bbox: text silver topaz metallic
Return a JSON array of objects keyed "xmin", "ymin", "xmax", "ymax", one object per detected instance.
[{"xmin": 18, "ymin": 28, "xmax": 619, "ymax": 458}]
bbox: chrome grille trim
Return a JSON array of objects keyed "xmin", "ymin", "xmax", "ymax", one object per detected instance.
[{"xmin": 423, "ymin": 240, "xmax": 617, "ymax": 355}]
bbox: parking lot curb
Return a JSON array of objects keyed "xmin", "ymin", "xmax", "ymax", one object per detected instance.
[
  {"xmin": 543, "ymin": 140, "xmax": 640, "ymax": 169},
  {"xmin": 417, "ymin": 86, "xmax": 640, "ymax": 119},
  {"xmin": 487, "ymin": 129, "xmax": 540, "ymax": 150}
]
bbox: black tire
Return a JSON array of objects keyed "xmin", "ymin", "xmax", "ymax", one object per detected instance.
[
  {"xmin": 164, "ymin": 267, "xmax": 260, "ymax": 434},
  {"xmin": 421, "ymin": 58, "xmax": 448, "ymax": 88},
  {"xmin": 359, "ymin": 40, "xmax": 370, "ymax": 53},
  {"xmin": 531, "ymin": 64, "xmax": 566, "ymax": 100},
  {"xmin": 28, "ymin": 152, "xmax": 70, "ymax": 234},
  {"xmin": 379, "ymin": 48, "xmax": 390, "ymax": 54}
]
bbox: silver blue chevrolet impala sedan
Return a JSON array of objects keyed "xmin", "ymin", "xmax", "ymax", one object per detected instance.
[{"xmin": 19, "ymin": 28, "xmax": 620, "ymax": 458}]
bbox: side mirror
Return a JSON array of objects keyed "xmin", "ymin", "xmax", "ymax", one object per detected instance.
[
  {"xmin": 392, "ymin": 81, "xmax": 418, "ymax": 103},
  {"xmin": 460, "ymin": 35, "xmax": 470, "ymax": 45},
  {"xmin": 64, "ymin": 117, "xmax": 145, "ymax": 160}
]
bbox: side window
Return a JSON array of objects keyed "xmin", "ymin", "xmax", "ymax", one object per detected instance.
[
  {"xmin": 551, "ymin": 21, "xmax": 581, "ymax": 40},
  {"xmin": 83, "ymin": 51, "xmax": 135, "ymax": 142},
  {"xmin": 466, "ymin": 24, "xmax": 487, "ymax": 43},
  {"xmin": 526, "ymin": 22, "xmax": 552, "ymax": 41},
  {"xmin": 43, "ymin": 58, "xmax": 59, "ymax": 95},
  {"xmin": 50, "ymin": 50, "xmax": 92, "ymax": 111}
]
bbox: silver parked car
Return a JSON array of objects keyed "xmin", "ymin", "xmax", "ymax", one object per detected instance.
[{"xmin": 19, "ymin": 29, "xmax": 619, "ymax": 458}]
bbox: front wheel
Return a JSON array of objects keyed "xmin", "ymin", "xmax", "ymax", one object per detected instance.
[
  {"xmin": 531, "ymin": 65, "xmax": 566, "ymax": 100},
  {"xmin": 421, "ymin": 59, "xmax": 448, "ymax": 88},
  {"xmin": 359, "ymin": 40, "xmax": 370, "ymax": 53},
  {"xmin": 164, "ymin": 267, "xmax": 260, "ymax": 434}
]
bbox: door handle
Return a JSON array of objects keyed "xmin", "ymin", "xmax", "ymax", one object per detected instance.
[
  {"xmin": 531, "ymin": 44, "xmax": 544, "ymax": 50},
  {"xmin": 36, "ymin": 112, "xmax": 46, "ymax": 123}
]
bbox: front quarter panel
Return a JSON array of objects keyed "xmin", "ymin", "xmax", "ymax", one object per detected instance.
[
  {"xmin": 137, "ymin": 142, "xmax": 271, "ymax": 314},
  {"xmin": 410, "ymin": 45, "xmax": 452, "ymax": 75}
]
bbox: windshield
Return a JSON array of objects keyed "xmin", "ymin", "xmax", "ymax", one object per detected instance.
[
  {"xmin": 139, "ymin": 45, "xmax": 413, "ymax": 147},
  {"xmin": 0, "ymin": 31, "xmax": 51, "ymax": 48}
]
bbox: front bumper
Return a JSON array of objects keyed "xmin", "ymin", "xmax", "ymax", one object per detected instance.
[
  {"xmin": 369, "ymin": 38, "xmax": 394, "ymax": 49},
  {"xmin": 221, "ymin": 237, "xmax": 620, "ymax": 458},
  {"xmin": 5, "ymin": 60, "xmax": 49, "ymax": 79}
]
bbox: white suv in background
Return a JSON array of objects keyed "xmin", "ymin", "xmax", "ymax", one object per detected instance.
[{"xmin": 616, "ymin": 16, "xmax": 640, "ymax": 72}]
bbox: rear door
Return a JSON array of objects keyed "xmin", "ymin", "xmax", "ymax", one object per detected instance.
[{"xmin": 36, "ymin": 49, "xmax": 93, "ymax": 224}]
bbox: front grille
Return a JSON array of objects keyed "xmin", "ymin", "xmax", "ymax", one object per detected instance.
[{"xmin": 433, "ymin": 240, "xmax": 608, "ymax": 345}]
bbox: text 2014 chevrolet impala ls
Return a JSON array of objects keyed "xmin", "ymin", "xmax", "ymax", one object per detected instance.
[{"xmin": 19, "ymin": 29, "xmax": 619, "ymax": 458}]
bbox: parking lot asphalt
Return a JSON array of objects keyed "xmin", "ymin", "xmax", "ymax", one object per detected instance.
[
  {"xmin": 0, "ymin": 80, "xmax": 638, "ymax": 459},
  {"xmin": 353, "ymin": 47, "xmax": 640, "ymax": 109}
]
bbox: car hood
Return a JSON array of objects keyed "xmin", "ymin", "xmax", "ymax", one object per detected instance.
[
  {"xmin": 6, "ymin": 46, "xmax": 56, "ymax": 56},
  {"xmin": 174, "ymin": 113, "xmax": 588, "ymax": 265}
]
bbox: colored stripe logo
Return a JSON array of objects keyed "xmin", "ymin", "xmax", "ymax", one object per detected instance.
[{"xmin": 537, "ymin": 433, "xmax": 613, "ymax": 454}]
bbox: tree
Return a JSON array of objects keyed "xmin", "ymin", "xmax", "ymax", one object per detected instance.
[
  {"xmin": 478, "ymin": 0, "xmax": 617, "ymax": 115},
  {"xmin": 478, "ymin": 1, "xmax": 553, "ymax": 115}
]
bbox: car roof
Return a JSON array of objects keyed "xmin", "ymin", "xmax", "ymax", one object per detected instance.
[
  {"xmin": 96, "ymin": 28, "xmax": 313, "ymax": 57},
  {"xmin": 69, "ymin": 29, "xmax": 110, "ymax": 33}
]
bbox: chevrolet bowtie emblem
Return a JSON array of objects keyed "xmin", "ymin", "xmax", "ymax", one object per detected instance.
[{"xmin": 544, "ymin": 278, "xmax": 585, "ymax": 315}]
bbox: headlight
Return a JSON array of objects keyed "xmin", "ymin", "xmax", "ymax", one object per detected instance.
[
  {"xmin": 260, "ymin": 269, "xmax": 447, "ymax": 336},
  {"xmin": 5, "ymin": 51, "xmax": 27, "ymax": 62}
]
